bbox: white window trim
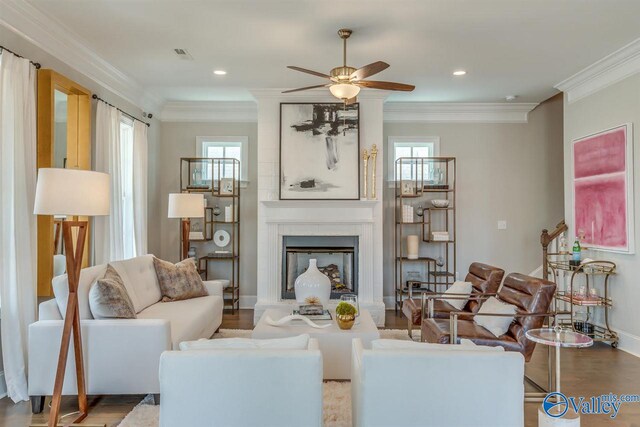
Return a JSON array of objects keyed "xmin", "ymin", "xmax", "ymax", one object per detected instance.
[
  {"xmin": 195, "ymin": 136, "xmax": 249, "ymax": 186},
  {"xmin": 387, "ymin": 136, "xmax": 440, "ymax": 185}
]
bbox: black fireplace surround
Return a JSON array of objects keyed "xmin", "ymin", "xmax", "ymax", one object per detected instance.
[{"xmin": 282, "ymin": 235, "xmax": 359, "ymax": 300}]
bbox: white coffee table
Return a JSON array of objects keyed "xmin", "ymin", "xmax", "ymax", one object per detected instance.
[{"xmin": 252, "ymin": 308, "xmax": 380, "ymax": 380}]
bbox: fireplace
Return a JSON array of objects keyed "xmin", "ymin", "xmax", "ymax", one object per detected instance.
[{"xmin": 282, "ymin": 235, "xmax": 359, "ymax": 300}]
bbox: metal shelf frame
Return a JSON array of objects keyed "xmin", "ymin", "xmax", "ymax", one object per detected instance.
[{"xmin": 394, "ymin": 157, "xmax": 457, "ymax": 313}]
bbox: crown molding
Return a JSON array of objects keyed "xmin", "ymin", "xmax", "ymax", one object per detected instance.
[
  {"xmin": 383, "ymin": 102, "xmax": 538, "ymax": 123},
  {"xmin": 555, "ymin": 38, "xmax": 640, "ymax": 104},
  {"xmin": 160, "ymin": 101, "xmax": 257, "ymax": 122},
  {"xmin": 0, "ymin": 0, "xmax": 162, "ymax": 112}
]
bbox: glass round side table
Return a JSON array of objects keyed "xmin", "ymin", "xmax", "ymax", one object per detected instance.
[{"xmin": 526, "ymin": 327, "xmax": 593, "ymax": 426}]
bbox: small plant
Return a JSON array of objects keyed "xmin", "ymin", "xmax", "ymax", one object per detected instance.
[{"xmin": 336, "ymin": 301, "xmax": 357, "ymax": 316}]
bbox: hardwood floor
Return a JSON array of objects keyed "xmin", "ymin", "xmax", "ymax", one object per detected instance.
[{"xmin": 2, "ymin": 309, "xmax": 639, "ymax": 427}]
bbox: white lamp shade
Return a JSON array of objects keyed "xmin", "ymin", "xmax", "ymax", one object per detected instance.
[
  {"xmin": 168, "ymin": 193, "xmax": 204, "ymax": 218},
  {"xmin": 329, "ymin": 83, "xmax": 360, "ymax": 100},
  {"xmin": 34, "ymin": 168, "xmax": 110, "ymax": 216}
]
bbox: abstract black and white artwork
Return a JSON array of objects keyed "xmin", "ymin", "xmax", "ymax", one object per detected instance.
[{"xmin": 280, "ymin": 103, "xmax": 360, "ymax": 200}]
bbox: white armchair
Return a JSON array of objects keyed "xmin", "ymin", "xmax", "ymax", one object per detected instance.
[
  {"xmin": 159, "ymin": 338, "xmax": 323, "ymax": 427},
  {"xmin": 351, "ymin": 339, "xmax": 525, "ymax": 427}
]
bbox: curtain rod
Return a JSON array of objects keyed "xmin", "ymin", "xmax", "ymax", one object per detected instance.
[
  {"xmin": 0, "ymin": 45, "xmax": 41, "ymax": 69},
  {"xmin": 92, "ymin": 94, "xmax": 151, "ymax": 127}
]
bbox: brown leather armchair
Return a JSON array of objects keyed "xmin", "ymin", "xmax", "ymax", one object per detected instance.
[
  {"xmin": 421, "ymin": 273, "xmax": 556, "ymax": 362},
  {"xmin": 401, "ymin": 262, "xmax": 504, "ymax": 337}
]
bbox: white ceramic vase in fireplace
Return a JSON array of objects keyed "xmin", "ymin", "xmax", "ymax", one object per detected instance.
[{"xmin": 295, "ymin": 259, "xmax": 331, "ymax": 307}]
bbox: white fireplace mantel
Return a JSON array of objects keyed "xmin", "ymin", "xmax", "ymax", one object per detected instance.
[{"xmin": 253, "ymin": 91, "xmax": 386, "ymax": 326}]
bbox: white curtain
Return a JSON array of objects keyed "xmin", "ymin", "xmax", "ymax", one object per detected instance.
[
  {"xmin": 132, "ymin": 121, "xmax": 148, "ymax": 256},
  {"xmin": 0, "ymin": 51, "xmax": 38, "ymax": 402},
  {"xmin": 94, "ymin": 102, "xmax": 124, "ymax": 264}
]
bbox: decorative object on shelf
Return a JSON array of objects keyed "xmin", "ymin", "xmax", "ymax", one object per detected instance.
[
  {"xmin": 340, "ymin": 294, "xmax": 359, "ymax": 317},
  {"xmin": 415, "ymin": 205, "xmax": 424, "ymax": 217},
  {"xmin": 280, "ymin": 103, "xmax": 360, "ymax": 200},
  {"xmin": 168, "ymin": 193, "xmax": 205, "ymax": 260},
  {"xmin": 264, "ymin": 314, "xmax": 332, "ymax": 329},
  {"xmin": 402, "ymin": 204, "xmax": 414, "ymax": 223},
  {"xmin": 362, "ymin": 148, "xmax": 369, "ymax": 200},
  {"xmin": 220, "ymin": 178, "xmax": 234, "ymax": 195},
  {"xmin": 401, "ymin": 180, "xmax": 416, "ymax": 196},
  {"xmin": 431, "ymin": 231, "xmax": 450, "ymax": 241},
  {"xmin": 431, "ymin": 199, "xmax": 450, "ymax": 208},
  {"xmin": 212, "ymin": 205, "xmax": 221, "ymax": 217},
  {"xmin": 187, "ymin": 247, "xmax": 196, "ymax": 259},
  {"xmin": 294, "ymin": 259, "xmax": 331, "ymax": 306},
  {"xmin": 335, "ymin": 301, "xmax": 357, "ymax": 330},
  {"xmin": 572, "ymin": 123, "xmax": 634, "ymax": 253},
  {"xmin": 369, "ymin": 144, "xmax": 378, "ymax": 199},
  {"xmin": 33, "ymin": 168, "xmax": 110, "ymax": 426},
  {"xmin": 224, "ymin": 205, "xmax": 233, "ymax": 222},
  {"xmin": 406, "ymin": 235, "xmax": 419, "ymax": 259},
  {"xmin": 213, "ymin": 229, "xmax": 231, "ymax": 248}
]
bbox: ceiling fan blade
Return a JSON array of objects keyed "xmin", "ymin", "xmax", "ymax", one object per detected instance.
[
  {"xmin": 281, "ymin": 84, "xmax": 329, "ymax": 94},
  {"xmin": 345, "ymin": 97, "xmax": 357, "ymax": 105},
  {"xmin": 355, "ymin": 80, "xmax": 415, "ymax": 91},
  {"xmin": 287, "ymin": 66, "xmax": 331, "ymax": 79},
  {"xmin": 350, "ymin": 61, "xmax": 389, "ymax": 81}
]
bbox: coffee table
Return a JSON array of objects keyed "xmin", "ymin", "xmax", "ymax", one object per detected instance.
[{"xmin": 252, "ymin": 309, "xmax": 380, "ymax": 380}]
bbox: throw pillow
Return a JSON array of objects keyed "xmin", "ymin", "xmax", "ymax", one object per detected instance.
[
  {"xmin": 88, "ymin": 265, "xmax": 137, "ymax": 319},
  {"xmin": 474, "ymin": 296, "xmax": 517, "ymax": 337},
  {"xmin": 153, "ymin": 257, "xmax": 208, "ymax": 302},
  {"xmin": 370, "ymin": 339, "xmax": 503, "ymax": 352},
  {"xmin": 442, "ymin": 281, "xmax": 473, "ymax": 310},
  {"xmin": 179, "ymin": 334, "xmax": 310, "ymax": 351}
]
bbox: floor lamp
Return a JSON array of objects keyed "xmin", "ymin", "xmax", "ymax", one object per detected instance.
[
  {"xmin": 168, "ymin": 193, "xmax": 204, "ymax": 260},
  {"xmin": 34, "ymin": 168, "xmax": 110, "ymax": 427}
]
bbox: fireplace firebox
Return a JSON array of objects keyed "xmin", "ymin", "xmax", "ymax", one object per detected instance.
[{"xmin": 282, "ymin": 236, "xmax": 359, "ymax": 300}]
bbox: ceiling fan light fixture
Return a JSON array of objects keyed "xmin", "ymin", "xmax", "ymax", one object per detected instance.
[{"xmin": 330, "ymin": 83, "xmax": 360, "ymax": 100}]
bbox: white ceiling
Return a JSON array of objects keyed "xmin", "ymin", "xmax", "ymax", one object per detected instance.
[{"xmin": 25, "ymin": 0, "xmax": 640, "ymax": 103}]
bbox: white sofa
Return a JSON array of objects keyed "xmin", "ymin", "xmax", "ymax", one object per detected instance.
[
  {"xmin": 351, "ymin": 339, "xmax": 525, "ymax": 427},
  {"xmin": 159, "ymin": 338, "xmax": 323, "ymax": 427},
  {"xmin": 28, "ymin": 254, "xmax": 224, "ymax": 404}
]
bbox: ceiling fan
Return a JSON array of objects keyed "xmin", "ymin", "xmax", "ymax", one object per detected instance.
[{"xmin": 283, "ymin": 29, "xmax": 415, "ymax": 104}]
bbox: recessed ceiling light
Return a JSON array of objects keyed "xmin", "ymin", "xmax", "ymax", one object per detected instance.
[
  {"xmin": 505, "ymin": 95, "xmax": 518, "ymax": 101},
  {"xmin": 213, "ymin": 70, "xmax": 227, "ymax": 75},
  {"xmin": 452, "ymin": 70, "xmax": 467, "ymax": 76}
]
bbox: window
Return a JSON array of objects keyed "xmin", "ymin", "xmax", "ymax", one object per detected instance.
[
  {"xmin": 119, "ymin": 116, "xmax": 136, "ymax": 259},
  {"xmin": 388, "ymin": 136, "xmax": 440, "ymax": 182},
  {"xmin": 196, "ymin": 136, "xmax": 249, "ymax": 184}
]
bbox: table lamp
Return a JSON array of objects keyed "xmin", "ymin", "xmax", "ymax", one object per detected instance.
[
  {"xmin": 168, "ymin": 193, "xmax": 204, "ymax": 260},
  {"xmin": 33, "ymin": 168, "xmax": 109, "ymax": 427}
]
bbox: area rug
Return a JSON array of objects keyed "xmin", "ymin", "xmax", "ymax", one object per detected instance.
[{"xmin": 118, "ymin": 328, "xmax": 414, "ymax": 427}]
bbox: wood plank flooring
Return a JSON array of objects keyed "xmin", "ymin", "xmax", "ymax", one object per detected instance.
[{"xmin": 2, "ymin": 309, "xmax": 639, "ymax": 427}]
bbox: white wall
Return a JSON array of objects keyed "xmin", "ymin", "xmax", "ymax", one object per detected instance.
[
  {"xmin": 157, "ymin": 122, "xmax": 258, "ymax": 303},
  {"xmin": 563, "ymin": 73, "xmax": 640, "ymax": 356},
  {"xmin": 382, "ymin": 95, "xmax": 565, "ymax": 302}
]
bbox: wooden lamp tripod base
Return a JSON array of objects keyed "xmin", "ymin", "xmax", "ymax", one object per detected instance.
[{"xmin": 46, "ymin": 221, "xmax": 89, "ymax": 427}]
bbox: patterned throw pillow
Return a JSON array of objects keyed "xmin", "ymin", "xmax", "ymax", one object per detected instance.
[
  {"xmin": 153, "ymin": 257, "xmax": 208, "ymax": 302},
  {"xmin": 89, "ymin": 265, "xmax": 137, "ymax": 319}
]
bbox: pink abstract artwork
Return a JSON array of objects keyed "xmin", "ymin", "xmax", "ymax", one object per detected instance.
[{"xmin": 573, "ymin": 125, "xmax": 632, "ymax": 252}]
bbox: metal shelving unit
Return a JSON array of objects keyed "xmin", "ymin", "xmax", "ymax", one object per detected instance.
[
  {"xmin": 180, "ymin": 157, "xmax": 241, "ymax": 313},
  {"xmin": 394, "ymin": 157, "xmax": 456, "ymax": 313},
  {"xmin": 547, "ymin": 255, "xmax": 618, "ymax": 347}
]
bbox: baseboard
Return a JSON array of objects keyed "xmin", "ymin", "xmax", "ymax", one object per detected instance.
[
  {"xmin": 612, "ymin": 328, "xmax": 640, "ymax": 358},
  {"xmin": 383, "ymin": 296, "xmax": 396, "ymax": 309},
  {"xmin": 0, "ymin": 371, "xmax": 7, "ymax": 400},
  {"xmin": 239, "ymin": 295, "xmax": 257, "ymax": 309}
]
